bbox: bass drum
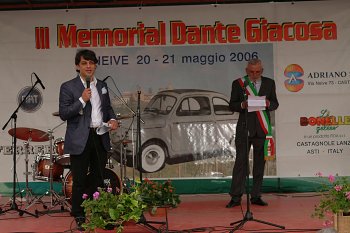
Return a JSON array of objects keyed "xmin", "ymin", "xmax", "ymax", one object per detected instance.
[{"xmin": 63, "ymin": 168, "xmax": 121, "ymax": 204}]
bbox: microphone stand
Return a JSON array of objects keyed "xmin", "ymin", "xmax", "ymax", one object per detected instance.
[
  {"xmin": 136, "ymin": 91, "xmax": 142, "ymax": 180},
  {"xmin": 1, "ymin": 82, "xmax": 40, "ymax": 218},
  {"xmin": 229, "ymin": 83, "xmax": 283, "ymax": 232},
  {"xmin": 103, "ymin": 76, "xmax": 144, "ymax": 187},
  {"xmin": 136, "ymin": 91, "xmax": 167, "ymax": 232}
]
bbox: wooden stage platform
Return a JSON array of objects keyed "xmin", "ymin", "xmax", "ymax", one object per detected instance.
[{"xmin": 0, "ymin": 192, "xmax": 327, "ymax": 232}]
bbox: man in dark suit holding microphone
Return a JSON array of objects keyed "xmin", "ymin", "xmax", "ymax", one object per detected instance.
[
  {"xmin": 226, "ymin": 58, "xmax": 279, "ymax": 208},
  {"xmin": 59, "ymin": 49, "xmax": 118, "ymax": 229}
]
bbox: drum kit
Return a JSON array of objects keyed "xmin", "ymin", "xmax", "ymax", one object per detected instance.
[
  {"xmin": 7, "ymin": 124, "xmax": 71, "ymax": 212},
  {"xmin": 5, "ymin": 111, "xmax": 131, "ymax": 213}
]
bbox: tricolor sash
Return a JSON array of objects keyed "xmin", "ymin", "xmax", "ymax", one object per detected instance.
[{"xmin": 238, "ymin": 76, "xmax": 275, "ymax": 160}]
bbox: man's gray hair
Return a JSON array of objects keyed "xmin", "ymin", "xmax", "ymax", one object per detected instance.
[{"xmin": 248, "ymin": 58, "xmax": 262, "ymax": 66}]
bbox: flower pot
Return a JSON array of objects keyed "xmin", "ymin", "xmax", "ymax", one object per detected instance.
[
  {"xmin": 94, "ymin": 228, "xmax": 116, "ymax": 233},
  {"xmin": 93, "ymin": 223, "xmax": 117, "ymax": 232},
  {"xmin": 149, "ymin": 207, "xmax": 167, "ymax": 217},
  {"xmin": 123, "ymin": 219, "xmax": 137, "ymax": 226},
  {"xmin": 334, "ymin": 212, "xmax": 350, "ymax": 233}
]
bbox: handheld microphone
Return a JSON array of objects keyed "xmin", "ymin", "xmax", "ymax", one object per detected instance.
[
  {"xmin": 33, "ymin": 72, "xmax": 45, "ymax": 90},
  {"xmin": 102, "ymin": 76, "xmax": 111, "ymax": 82},
  {"xmin": 86, "ymin": 76, "xmax": 91, "ymax": 88}
]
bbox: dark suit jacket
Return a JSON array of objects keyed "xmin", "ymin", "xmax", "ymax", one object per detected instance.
[
  {"xmin": 229, "ymin": 76, "xmax": 279, "ymax": 138},
  {"xmin": 59, "ymin": 76, "xmax": 116, "ymax": 155}
]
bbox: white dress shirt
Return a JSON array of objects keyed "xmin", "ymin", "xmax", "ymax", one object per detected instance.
[
  {"xmin": 79, "ymin": 76, "xmax": 103, "ymax": 128},
  {"xmin": 253, "ymin": 78, "xmax": 261, "ymax": 93}
]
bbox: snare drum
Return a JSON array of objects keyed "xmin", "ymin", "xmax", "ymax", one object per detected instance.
[
  {"xmin": 54, "ymin": 137, "xmax": 65, "ymax": 155},
  {"xmin": 33, "ymin": 154, "xmax": 64, "ymax": 181},
  {"xmin": 63, "ymin": 168, "xmax": 121, "ymax": 204}
]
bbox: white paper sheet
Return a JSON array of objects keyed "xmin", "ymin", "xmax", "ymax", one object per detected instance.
[
  {"xmin": 96, "ymin": 122, "xmax": 111, "ymax": 135},
  {"xmin": 248, "ymin": 96, "xmax": 266, "ymax": 112}
]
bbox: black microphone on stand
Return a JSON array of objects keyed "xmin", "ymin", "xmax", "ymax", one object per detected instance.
[
  {"xmin": 33, "ymin": 72, "xmax": 45, "ymax": 90},
  {"xmin": 242, "ymin": 80, "xmax": 249, "ymax": 96},
  {"xmin": 243, "ymin": 80, "xmax": 249, "ymax": 90},
  {"xmin": 242, "ymin": 80, "xmax": 249, "ymax": 110}
]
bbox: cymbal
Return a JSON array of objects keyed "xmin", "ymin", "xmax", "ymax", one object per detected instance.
[
  {"xmin": 116, "ymin": 115, "xmax": 133, "ymax": 120},
  {"xmin": 121, "ymin": 139, "xmax": 133, "ymax": 144},
  {"xmin": 8, "ymin": 127, "xmax": 49, "ymax": 142},
  {"xmin": 52, "ymin": 111, "xmax": 59, "ymax": 116},
  {"xmin": 116, "ymin": 139, "xmax": 133, "ymax": 145}
]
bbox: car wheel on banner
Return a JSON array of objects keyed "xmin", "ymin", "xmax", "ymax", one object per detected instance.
[{"xmin": 141, "ymin": 141, "xmax": 167, "ymax": 173}]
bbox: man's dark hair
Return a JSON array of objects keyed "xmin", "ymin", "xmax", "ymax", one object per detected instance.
[{"xmin": 75, "ymin": 49, "xmax": 98, "ymax": 65}]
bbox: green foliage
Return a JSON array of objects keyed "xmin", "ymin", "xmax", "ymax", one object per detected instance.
[
  {"xmin": 80, "ymin": 179, "xmax": 181, "ymax": 232},
  {"xmin": 81, "ymin": 186, "xmax": 147, "ymax": 233},
  {"xmin": 140, "ymin": 178, "xmax": 181, "ymax": 214},
  {"xmin": 313, "ymin": 174, "xmax": 350, "ymax": 220}
]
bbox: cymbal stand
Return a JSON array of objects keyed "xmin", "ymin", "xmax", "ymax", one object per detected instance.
[
  {"xmin": 22, "ymin": 140, "xmax": 40, "ymax": 210},
  {"xmin": 119, "ymin": 121, "xmax": 124, "ymax": 193},
  {"xmin": 35, "ymin": 129, "xmax": 71, "ymax": 214},
  {"xmin": 119, "ymin": 125, "xmax": 131, "ymax": 194},
  {"xmin": 122, "ymin": 142, "xmax": 130, "ymax": 193},
  {"xmin": 135, "ymin": 91, "xmax": 166, "ymax": 232},
  {"xmin": 3, "ymin": 140, "xmax": 38, "ymax": 212},
  {"xmin": 130, "ymin": 121, "xmax": 136, "ymax": 185}
]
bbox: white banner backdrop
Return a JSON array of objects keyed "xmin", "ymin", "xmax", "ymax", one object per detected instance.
[{"xmin": 0, "ymin": 0, "xmax": 349, "ymax": 181}]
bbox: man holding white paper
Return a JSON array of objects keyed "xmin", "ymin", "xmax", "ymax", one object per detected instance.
[{"xmin": 226, "ymin": 58, "xmax": 279, "ymax": 208}]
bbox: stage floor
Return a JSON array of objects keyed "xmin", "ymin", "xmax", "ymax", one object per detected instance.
[{"xmin": 0, "ymin": 192, "xmax": 326, "ymax": 232}]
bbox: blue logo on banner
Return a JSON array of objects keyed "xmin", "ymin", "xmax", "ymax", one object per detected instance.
[{"xmin": 17, "ymin": 86, "xmax": 43, "ymax": 113}]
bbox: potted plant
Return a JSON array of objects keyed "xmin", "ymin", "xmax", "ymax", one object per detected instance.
[
  {"xmin": 140, "ymin": 178, "xmax": 181, "ymax": 216},
  {"xmin": 312, "ymin": 172, "xmax": 350, "ymax": 231},
  {"xmin": 81, "ymin": 186, "xmax": 147, "ymax": 233}
]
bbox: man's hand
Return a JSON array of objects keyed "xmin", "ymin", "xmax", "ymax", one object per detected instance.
[
  {"xmin": 108, "ymin": 119, "xmax": 119, "ymax": 130},
  {"xmin": 266, "ymin": 99, "xmax": 270, "ymax": 108},
  {"xmin": 241, "ymin": 101, "xmax": 248, "ymax": 109},
  {"xmin": 82, "ymin": 88, "xmax": 91, "ymax": 103}
]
